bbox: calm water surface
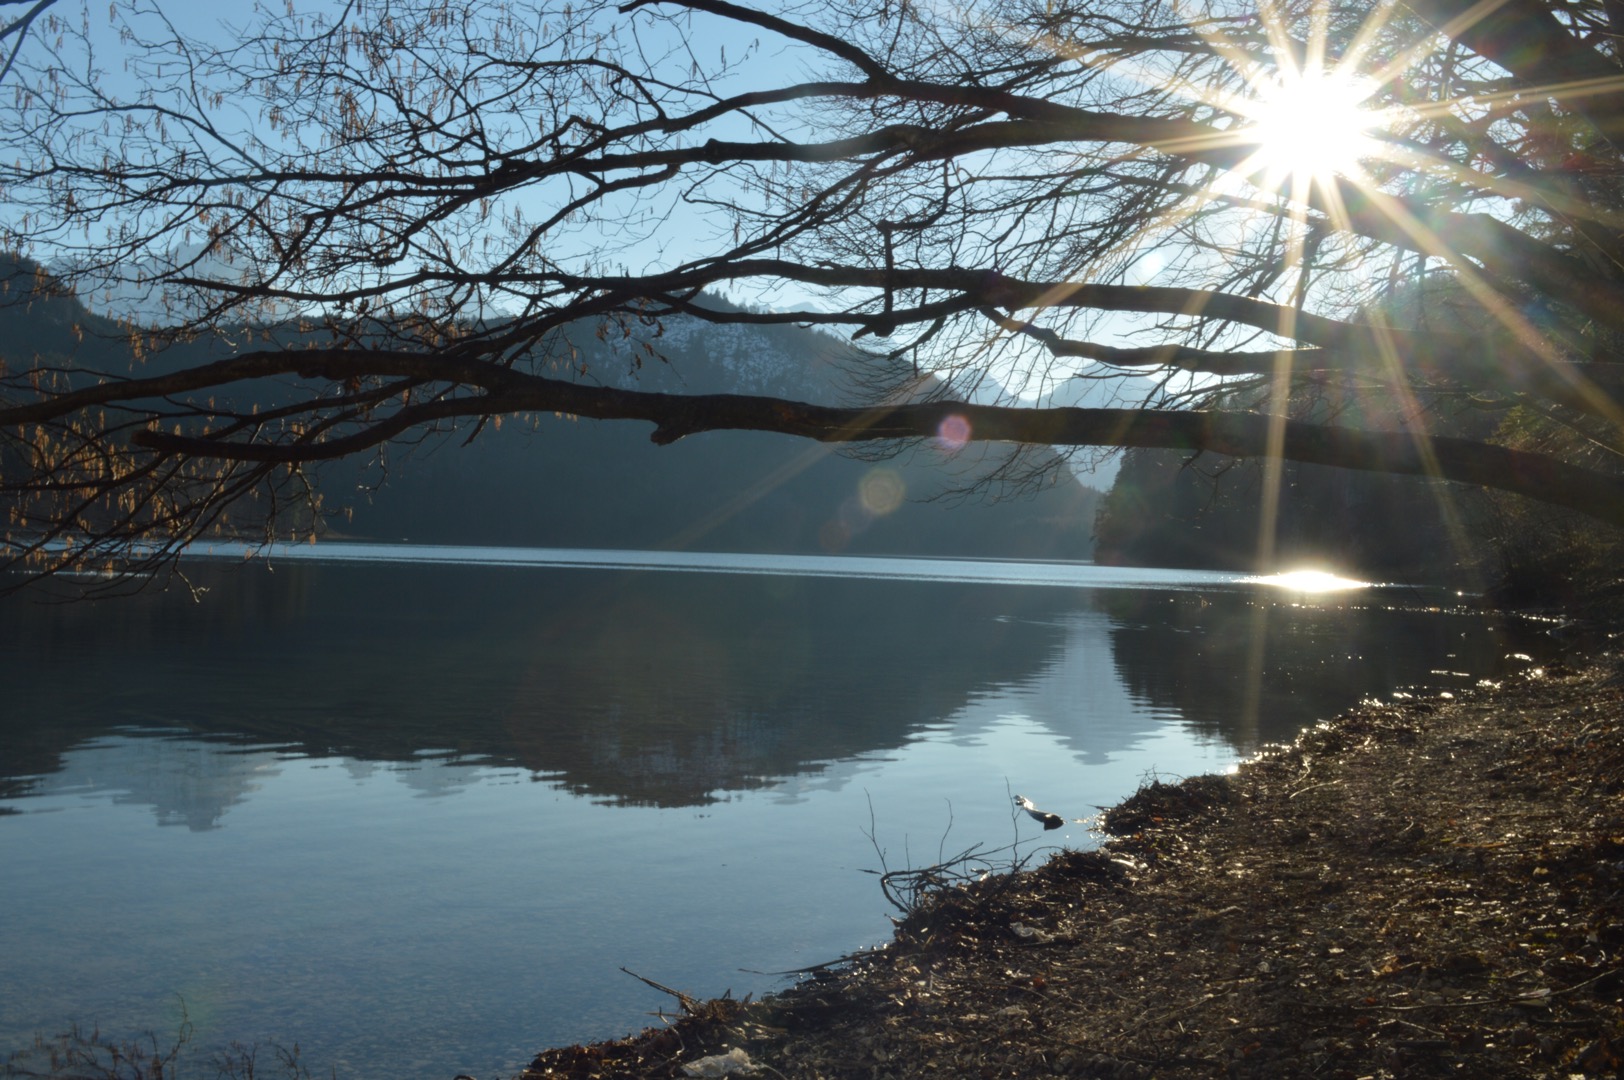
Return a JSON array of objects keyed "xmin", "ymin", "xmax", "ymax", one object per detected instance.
[{"xmin": 0, "ymin": 548, "xmax": 1536, "ymax": 1078}]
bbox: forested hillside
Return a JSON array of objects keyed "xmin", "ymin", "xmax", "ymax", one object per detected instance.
[
  {"xmin": 1, "ymin": 256, "xmax": 1102, "ymax": 560},
  {"xmin": 1093, "ymin": 447, "xmax": 1483, "ymax": 579}
]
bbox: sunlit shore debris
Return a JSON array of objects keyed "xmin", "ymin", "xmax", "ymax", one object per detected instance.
[
  {"xmin": 523, "ymin": 659, "xmax": 1624, "ymax": 1079},
  {"xmin": 680, "ymin": 1047, "xmax": 756, "ymax": 1077},
  {"xmin": 1013, "ymin": 793, "xmax": 1066, "ymax": 830}
]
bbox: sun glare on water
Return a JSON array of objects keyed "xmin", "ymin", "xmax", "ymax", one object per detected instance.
[{"xmin": 1247, "ymin": 569, "xmax": 1374, "ymax": 593}]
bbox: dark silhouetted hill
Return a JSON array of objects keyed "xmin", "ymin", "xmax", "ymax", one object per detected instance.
[{"xmin": 1, "ymin": 256, "xmax": 1101, "ymax": 559}]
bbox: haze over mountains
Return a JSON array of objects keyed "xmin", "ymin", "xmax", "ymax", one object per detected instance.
[{"xmin": 0, "ymin": 256, "xmax": 1104, "ymax": 560}]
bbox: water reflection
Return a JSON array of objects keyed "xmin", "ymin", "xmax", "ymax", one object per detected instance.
[
  {"xmin": 1101, "ymin": 588, "xmax": 1530, "ymax": 747},
  {"xmin": 20, "ymin": 734, "xmax": 286, "ymax": 831},
  {"xmin": 1, "ymin": 556, "xmax": 1534, "ymax": 812},
  {"xmin": 0, "ymin": 552, "xmax": 1545, "ymax": 1079},
  {"xmin": 4, "ymin": 561, "xmax": 1086, "ymax": 809}
]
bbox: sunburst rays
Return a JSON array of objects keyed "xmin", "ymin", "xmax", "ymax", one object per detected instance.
[
  {"xmin": 975, "ymin": 0, "xmax": 1624, "ymax": 729},
  {"xmin": 1229, "ymin": 66, "xmax": 1383, "ymax": 189}
]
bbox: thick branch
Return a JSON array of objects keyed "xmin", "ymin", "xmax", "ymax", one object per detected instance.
[
  {"xmin": 977, "ymin": 308, "xmax": 1624, "ymax": 409},
  {"xmin": 118, "ymin": 369, "xmax": 1624, "ymax": 527},
  {"xmin": 1406, "ymin": 0, "xmax": 1624, "ymax": 141}
]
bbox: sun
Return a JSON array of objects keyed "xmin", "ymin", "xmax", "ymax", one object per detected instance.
[{"xmin": 1234, "ymin": 66, "xmax": 1382, "ymax": 190}]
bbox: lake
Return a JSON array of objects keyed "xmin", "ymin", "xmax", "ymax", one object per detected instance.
[{"xmin": 0, "ymin": 547, "xmax": 1538, "ymax": 1079}]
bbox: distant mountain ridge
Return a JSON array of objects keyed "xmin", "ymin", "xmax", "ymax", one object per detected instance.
[
  {"xmin": 334, "ymin": 303, "xmax": 1101, "ymax": 558},
  {"xmin": 1, "ymin": 256, "xmax": 1102, "ymax": 560}
]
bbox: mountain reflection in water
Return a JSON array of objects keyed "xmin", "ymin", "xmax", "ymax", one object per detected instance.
[
  {"xmin": 0, "ymin": 551, "xmax": 1539, "ymax": 1079},
  {"xmin": 3, "ymin": 554, "xmax": 1522, "ymax": 811}
]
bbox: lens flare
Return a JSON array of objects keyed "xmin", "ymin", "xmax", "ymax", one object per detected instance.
[
  {"xmin": 858, "ymin": 467, "xmax": 905, "ymax": 516},
  {"xmin": 936, "ymin": 413, "xmax": 971, "ymax": 451}
]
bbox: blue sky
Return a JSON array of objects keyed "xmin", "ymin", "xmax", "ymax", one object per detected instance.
[{"xmin": 17, "ymin": 0, "xmax": 1148, "ymax": 430}]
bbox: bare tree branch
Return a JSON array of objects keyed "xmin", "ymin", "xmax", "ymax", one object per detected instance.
[{"xmin": 2, "ymin": 0, "xmax": 1624, "ymax": 587}]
